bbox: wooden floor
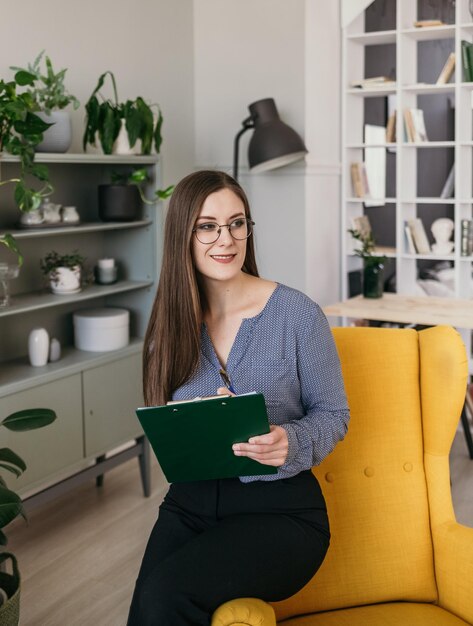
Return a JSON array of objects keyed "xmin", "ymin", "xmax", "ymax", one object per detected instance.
[{"xmin": 7, "ymin": 430, "xmax": 473, "ymax": 626}]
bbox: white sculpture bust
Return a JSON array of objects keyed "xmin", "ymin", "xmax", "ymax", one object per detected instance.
[{"xmin": 431, "ymin": 217, "xmax": 454, "ymax": 254}]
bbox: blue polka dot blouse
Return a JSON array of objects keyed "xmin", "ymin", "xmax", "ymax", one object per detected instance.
[{"xmin": 172, "ymin": 283, "xmax": 350, "ymax": 482}]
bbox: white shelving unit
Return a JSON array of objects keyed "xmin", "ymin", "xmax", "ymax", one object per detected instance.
[
  {"xmin": 0, "ymin": 153, "xmax": 163, "ymax": 504},
  {"xmin": 342, "ymin": 0, "xmax": 473, "ymax": 358}
]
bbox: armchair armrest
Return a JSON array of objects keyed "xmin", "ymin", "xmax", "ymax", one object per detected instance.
[
  {"xmin": 434, "ymin": 521, "xmax": 473, "ymax": 624},
  {"xmin": 211, "ymin": 598, "xmax": 276, "ymax": 626}
]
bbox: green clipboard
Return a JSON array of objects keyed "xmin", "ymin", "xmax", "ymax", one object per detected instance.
[{"xmin": 136, "ymin": 393, "xmax": 277, "ymax": 482}]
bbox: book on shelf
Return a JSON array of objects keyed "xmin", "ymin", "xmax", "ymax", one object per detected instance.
[
  {"xmin": 350, "ymin": 162, "xmax": 370, "ymax": 198},
  {"xmin": 414, "ymin": 19, "xmax": 445, "ymax": 28},
  {"xmin": 440, "ymin": 164, "xmax": 455, "ymax": 199},
  {"xmin": 386, "ymin": 113, "xmax": 396, "ymax": 142},
  {"xmin": 436, "ymin": 52, "xmax": 455, "ymax": 85},
  {"xmin": 403, "ymin": 108, "xmax": 428, "ymax": 143},
  {"xmin": 404, "ymin": 222, "xmax": 417, "ymax": 254},
  {"xmin": 351, "ymin": 215, "xmax": 371, "ymax": 238},
  {"xmin": 350, "ymin": 76, "xmax": 396, "ymax": 89},
  {"xmin": 406, "ymin": 218, "xmax": 431, "ymax": 254},
  {"xmin": 460, "ymin": 219, "xmax": 473, "ymax": 256},
  {"xmin": 461, "ymin": 40, "xmax": 473, "ymax": 82}
]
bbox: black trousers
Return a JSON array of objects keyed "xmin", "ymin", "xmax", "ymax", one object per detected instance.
[{"xmin": 127, "ymin": 471, "xmax": 330, "ymax": 626}]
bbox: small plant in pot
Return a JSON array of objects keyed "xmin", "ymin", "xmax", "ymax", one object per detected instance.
[
  {"xmin": 98, "ymin": 168, "xmax": 174, "ymax": 222},
  {"xmin": 0, "ymin": 407, "xmax": 56, "ymax": 624},
  {"xmin": 10, "ymin": 51, "xmax": 80, "ymax": 153},
  {"xmin": 40, "ymin": 250, "xmax": 85, "ymax": 295},
  {"xmin": 348, "ymin": 228, "xmax": 387, "ymax": 299},
  {"xmin": 83, "ymin": 71, "xmax": 163, "ymax": 155}
]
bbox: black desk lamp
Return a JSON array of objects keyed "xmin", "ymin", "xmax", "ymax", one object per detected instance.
[{"xmin": 233, "ymin": 98, "xmax": 307, "ymax": 180}]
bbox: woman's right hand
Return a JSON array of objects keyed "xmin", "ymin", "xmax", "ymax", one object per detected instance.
[{"xmin": 216, "ymin": 386, "xmax": 235, "ymax": 397}]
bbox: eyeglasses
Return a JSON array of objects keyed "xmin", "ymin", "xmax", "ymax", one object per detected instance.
[{"xmin": 192, "ymin": 217, "xmax": 255, "ymax": 244}]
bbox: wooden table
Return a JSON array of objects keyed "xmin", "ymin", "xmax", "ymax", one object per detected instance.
[
  {"xmin": 323, "ymin": 293, "xmax": 473, "ymax": 330},
  {"xmin": 323, "ymin": 292, "xmax": 473, "ymax": 458}
]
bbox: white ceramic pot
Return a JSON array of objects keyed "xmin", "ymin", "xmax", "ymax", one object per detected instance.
[
  {"xmin": 36, "ymin": 111, "xmax": 72, "ymax": 153},
  {"xmin": 112, "ymin": 120, "xmax": 142, "ymax": 155},
  {"xmin": 28, "ymin": 328, "xmax": 50, "ymax": 367},
  {"xmin": 50, "ymin": 266, "xmax": 81, "ymax": 294}
]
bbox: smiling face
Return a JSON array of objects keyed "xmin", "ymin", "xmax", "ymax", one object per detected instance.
[{"xmin": 192, "ymin": 188, "xmax": 248, "ymax": 285}]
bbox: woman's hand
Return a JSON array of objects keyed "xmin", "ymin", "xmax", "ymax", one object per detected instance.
[
  {"xmin": 216, "ymin": 388, "xmax": 289, "ymax": 467},
  {"xmin": 232, "ymin": 425, "xmax": 289, "ymax": 467}
]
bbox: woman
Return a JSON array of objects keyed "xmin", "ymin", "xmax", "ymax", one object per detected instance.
[{"xmin": 127, "ymin": 170, "xmax": 350, "ymax": 625}]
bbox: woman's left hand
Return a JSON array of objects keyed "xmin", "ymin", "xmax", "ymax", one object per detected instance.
[{"xmin": 232, "ymin": 425, "xmax": 289, "ymax": 467}]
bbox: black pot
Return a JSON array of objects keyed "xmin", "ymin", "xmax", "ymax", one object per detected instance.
[{"xmin": 98, "ymin": 185, "xmax": 142, "ymax": 222}]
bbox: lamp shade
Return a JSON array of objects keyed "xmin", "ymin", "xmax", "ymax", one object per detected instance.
[{"xmin": 247, "ymin": 98, "xmax": 307, "ymax": 173}]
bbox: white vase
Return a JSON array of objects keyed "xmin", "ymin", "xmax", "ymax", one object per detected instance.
[
  {"xmin": 35, "ymin": 111, "xmax": 72, "ymax": 153},
  {"xmin": 28, "ymin": 328, "xmax": 50, "ymax": 367},
  {"xmin": 50, "ymin": 266, "xmax": 81, "ymax": 294},
  {"xmin": 112, "ymin": 119, "xmax": 142, "ymax": 155}
]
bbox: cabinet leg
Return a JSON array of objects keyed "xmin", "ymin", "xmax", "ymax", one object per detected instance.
[
  {"xmin": 461, "ymin": 403, "xmax": 473, "ymax": 460},
  {"xmin": 138, "ymin": 436, "xmax": 151, "ymax": 497},
  {"xmin": 96, "ymin": 454, "xmax": 106, "ymax": 487}
]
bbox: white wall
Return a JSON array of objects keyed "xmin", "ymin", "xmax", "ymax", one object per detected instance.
[
  {"xmin": 193, "ymin": 0, "xmax": 342, "ymax": 303},
  {"xmin": 0, "ymin": 0, "xmax": 195, "ymax": 187}
]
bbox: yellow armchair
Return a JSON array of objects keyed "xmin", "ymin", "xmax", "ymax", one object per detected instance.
[{"xmin": 212, "ymin": 326, "xmax": 473, "ymax": 626}]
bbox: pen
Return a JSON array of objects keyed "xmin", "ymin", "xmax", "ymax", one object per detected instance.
[{"xmin": 219, "ymin": 368, "xmax": 236, "ymax": 394}]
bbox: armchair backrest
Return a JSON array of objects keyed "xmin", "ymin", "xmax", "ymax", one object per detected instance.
[{"xmin": 273, "ymin": 326, "xmax": 467, "ymax": 621}]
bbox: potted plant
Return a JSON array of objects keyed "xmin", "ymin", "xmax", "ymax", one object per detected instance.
[
  {"xmin": 40, "ymin": 250, "xmax": 85, "ymax": 294},
  {"xmin": 10, "ymin": 51, "xmax": 80, "ymax": 153},
  {"xmin": 348, "ymin": 228, "xmax": 387, "ymax": 298},
  {"xmin": 0, "ymin": 407, "xmax": 56, "ymax": 625},
  {"xmin": 98, "ymin": 168, "xmax": 174, "ymax": 222},
  {"xmin": 83, "ymin": 71, "xmax": 163, "ymax": 155}
]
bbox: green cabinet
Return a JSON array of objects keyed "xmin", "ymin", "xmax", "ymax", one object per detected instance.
[
  {"xmin": 1, "ymin": 375, "xmax": 83, "ymax": 493},
  {"xmin": 83, "ymin": 353, "xmax": 143, "ymax": 457}
]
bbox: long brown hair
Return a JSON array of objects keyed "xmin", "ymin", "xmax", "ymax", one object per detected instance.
[{"xmin": 143, "ymin": 170, "xmax": 259, "ymax": 406}]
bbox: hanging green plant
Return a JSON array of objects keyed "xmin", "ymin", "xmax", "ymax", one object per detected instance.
[{"xmin": 0, "ymin": 70, "xmax": 54, "ymax": 263}]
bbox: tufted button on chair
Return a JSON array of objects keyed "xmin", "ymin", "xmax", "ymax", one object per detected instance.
[{"xmin": 212, "ymin": 326, "xmax": 473, "ymax": 626}]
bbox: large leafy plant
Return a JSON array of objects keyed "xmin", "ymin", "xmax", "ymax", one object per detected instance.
[
  {"xmin": 0, "ymin": 70, "xmax": 54, "ymax": 263},
  {"xmin": 10, "ymin": 51, "xmax": 80, "ymax": 115},
  {"xmin": 0, "ymin": 409, "xmax": 56, "ymax": 545},
  {"xmin": 83, "ymin": 71, "xmax": 163, "ymax": 155}
]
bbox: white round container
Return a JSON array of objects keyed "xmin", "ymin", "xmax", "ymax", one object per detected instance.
[{"xmin": 73, "ymin": 308, "xmax": 129, "ymax": 352}]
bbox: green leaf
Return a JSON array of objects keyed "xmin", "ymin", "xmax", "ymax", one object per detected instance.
[
  {"xmin": 14, "ymin": 111, "xmax": 51, "ymax": 137},
  {"xmin": 0, "ymin": 464, "xmax": 21, "ymax": 478},
  {"xmin": 156, "ymin": 185, "xmax": 174, "ymax": 200},
  {"xmin": 99, "ymin": 104, "xmax": 120, "ymax": 154},
  {"xmin": 0, "ymin": 486, "xmax": 24, "ymax": 530},
  {"xmin": 30, "ymin": 163, "xmax": 49, "ymax": 182},
  {"xmin": 129, "ymin": 168, "xmax": 148, "ymax": 184},
  {"xmin": 136, "ymin": 98, "xmax": 153, "ymax": 154},
  {"xmin": 124, "ymin": 103, "xmax": 142, "ymax": 148},
  {"xmin": 0, "ymin": 449, "xmax": 26, "ymax": 474},
  {"xmin": 83, "ymin": 96, "xmax": 100, "ymax": 149},
  {"xmin": 154, "ymin": 108, "xmax": 163, "ymax": 154},
  {"xmin": 0, "ymin": 234, "xmax": 23, "ymax": 266},
  {"xmin": 1, "ymin": 408, "xmax": 57, "ymax": 432},
  {"xmin": 14, "ymin": 70, "xmax": 36, "ymax": 86}
]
